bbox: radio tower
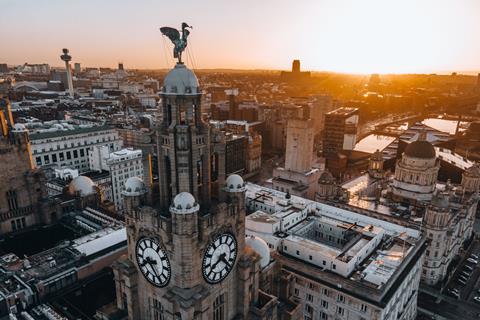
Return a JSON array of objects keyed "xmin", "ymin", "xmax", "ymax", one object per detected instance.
[{"xmin": 60, "ymin": 48, "xmax": 74, "ymax": 98}]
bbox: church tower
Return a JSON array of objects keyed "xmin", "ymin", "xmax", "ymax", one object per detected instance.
[{"xmin": 113, "ymin": 25, "xmax": 276, "ymax": 320}]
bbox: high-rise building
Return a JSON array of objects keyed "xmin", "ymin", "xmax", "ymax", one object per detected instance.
[
  {"xmin": 112, "ymin": 61, "xmax": 290, "ymax": 319},
  {"xmin": 29, "ymin": 123, "xmax": 123, "ymax": 173},
  {"xmin": 89, "ymin": 146, "xmax": 144, "ymax": 212},
  {"xmin": 323, "ymin": 107, "xmax": 359, "ymax": 157},
  {"xmin": 272, "ymin": 118, "xmax": 321, "ymax": 199},
  {"xmin": 74, "ymin": 62, "xmax": 81, "ymax": 75}
]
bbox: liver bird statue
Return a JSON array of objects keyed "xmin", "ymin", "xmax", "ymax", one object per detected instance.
[{"xmin": 160, "ymin": 22, "xmax": 192, "ymax": 64}]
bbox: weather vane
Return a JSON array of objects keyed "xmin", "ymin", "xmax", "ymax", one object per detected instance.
[{"xmin": 160, "ymin": 22, "xmax": 192, "ymax": 64}]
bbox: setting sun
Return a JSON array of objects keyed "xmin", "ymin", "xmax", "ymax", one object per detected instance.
[{"xmin": 2, "ymin": 0, "xmax": 480, "ymax": 73}]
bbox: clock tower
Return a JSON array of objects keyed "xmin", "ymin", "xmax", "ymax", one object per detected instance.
[{"xmin": 113, "ymin": 59, "xmax": 277, "ymax": 319}]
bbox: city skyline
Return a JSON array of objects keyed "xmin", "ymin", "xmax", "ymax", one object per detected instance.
[{"xmin": 3, "ymin": 0, "xmax": 480, "ymax": 74}]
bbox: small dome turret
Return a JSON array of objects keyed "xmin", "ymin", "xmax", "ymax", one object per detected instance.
[
  {"xmin": 122, "ymin": 177, "xmax": 146, "ymax": 197},
  {"xmin": 170, "ymin": 192, "xmax": 199, "ymax": 214},
  {"xmin": 224, "ymin": 174, "xmax": 245, "ymax": 192}
]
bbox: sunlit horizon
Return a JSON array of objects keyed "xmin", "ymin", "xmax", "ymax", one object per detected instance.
[{"xmin": 2, "ymin": 0, "xmax": 480, "ymax": 75}]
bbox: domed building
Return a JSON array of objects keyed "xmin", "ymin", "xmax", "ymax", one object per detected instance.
[
  {"xmin": 316, "ymin": 170, "xmax": 337, "ymax": 200},
  {"xmin": 391, "ymin": 136, "xmax": 440, "ymax": 203},
  {"xmin": 68, "ymin": 176, "xmax": 97, "ymax": 197},
  {"xmin": 67, "ymin": 175, "xmax": 99, "ymax": 208},
  {"xmin": 462, "ymin": 162, "xmax": 480, "ymax": 193},
  {"xmin": 368, "ymin": 149, "xmax": 384, "ymax": 179}
]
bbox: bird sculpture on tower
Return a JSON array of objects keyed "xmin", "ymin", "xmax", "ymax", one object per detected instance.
[{"xmin": 160, "ymin": 22, "xmax": 192, "ymax": 64}]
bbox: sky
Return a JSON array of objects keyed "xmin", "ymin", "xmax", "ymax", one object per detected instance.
[{"xmin": 2, "ymin": 0, "xmax": 480, "ymax": 74}]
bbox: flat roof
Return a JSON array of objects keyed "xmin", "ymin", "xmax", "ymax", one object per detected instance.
[{"xmin": 29, "ymin": 125, "xmax": 115, "ymax": 140}]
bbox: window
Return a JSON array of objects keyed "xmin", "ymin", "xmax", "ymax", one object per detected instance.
[
  {"xmin": 66, "ymin": 151, "xmax": 71, "ymax": 160},
  {"xmin": 337, "ymin": 294, "xmax": 345, "ymax": 303},
  {"xmin": 52, "ymin": 154, "xmax": 57, "ymax": 162},
  {"xmin": 309, "ymin": 255, "xmax": 313, "ymax": 260},
  {"xmin": 306, "ymin": 294, "xmax": 313, "ymax": 302},
  {"xmin": 322, "ymin": 288, "xmax": 329, "ymax": 296},
  {"xmin": 337, "ymin": 306, "xmax": 345, "ymax": 316},
  {"xmin": 332, "ymin": 264, "xmax": 336, "ymax": 270},
  {"xmin": 36, "ymin": 156, "xmax": 42, "ymax": 165},
  {"xmin": 361, "ymin": 304, "xmax": 368, "ymax": 312},
  {"xmin": 80, "ymin": 149, "xmax": 85, "ymax": 157},
  {"xmin": 59, "ymin": 152, "xmax": 64, "ymax": 161},
  {"xmin": 213, "ymin": 294, "xmax": 225, "ymax": 320},
  {"xmin": 296, "ymin": 250, "xmax": 300, "ymax": 255},
  {"xmin": 43, "ymin": 155, "xmax": 50, "ymax": 164},
  {"xmin": 6, "ymin": 190, "xmax": 18, "ymax": 211},
  {"xmin": 321, "ymin": 300, "xmax": 328, "ymax": 309},
  {"xmin": 294, "ymin": 288, "xmax": 299, "ymax": 296},
  {"xmin": 152, "ymin": 298, "xmax": 165, "ymax": 320},
  {"xmin": 305, "ymin": 304, "xmax": 313, "ymax": 314},
  {"xmin": 73, "ymin": 150, "xmax": 78, "ymax": 158}
]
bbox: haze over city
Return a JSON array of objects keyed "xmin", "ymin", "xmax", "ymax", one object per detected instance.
[
  {"xmin": 1, "ymin": 2, "xmax": 480, "ymax": 320},
  {"xmin": 3, "ymin": 0, "xmax": 480, "ymax": 73}
]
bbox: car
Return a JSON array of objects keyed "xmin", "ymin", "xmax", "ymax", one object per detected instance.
[
  {"xmin": 467, "ymin": 258, "xmax": 479, "ymax": 264},
  {"xmin": 462, "ymin": 271, "xmax": 471, "ymax": 277},
  {"xmin": 474, "ymin": 296, "xmax": 480, "ymax": 303},
  {"xmin": 464, "ymin": 265, "xmax": 474, "ymax": 271},
  {"xmin": 471, "ymin": 254, "xmax": 479, "ymax": 260},
  {"xmin": 458, "ymin": 278, "xmax": 467, "ymax": 285}
]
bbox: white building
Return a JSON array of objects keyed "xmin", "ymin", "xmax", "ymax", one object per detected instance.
[
  {"xmin": 246, "ymin": 184, "xmax": 426, "ymax": 320},
  {"xmin": 89, "ymin": 146, "xmax": 144, "ymax": 213},
  {"xmin": 28, "ymin": 123, "xmax": 122, "ymax": 172}
]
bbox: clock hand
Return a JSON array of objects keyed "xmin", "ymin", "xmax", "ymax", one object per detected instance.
[
  {"xmin": 147, "ymin": 259, "xmax": 160, "ymax": 278},
  {"xmin": 220, "ymin": 255, "xmax": 232, "ymax": 269},
  {"xmin": 211, "ymin": 253, "xmax": 226, "ymax": 270}
]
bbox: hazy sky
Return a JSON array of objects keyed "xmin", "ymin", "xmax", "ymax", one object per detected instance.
[{"xmin": 2, "ymin": 0, "xmax": 480, "ymax": 73}]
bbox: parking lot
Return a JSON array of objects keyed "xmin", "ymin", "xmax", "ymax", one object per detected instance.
[{"xmin": 445, "ymin": 240, "xmax": 480, "ymax": 305}]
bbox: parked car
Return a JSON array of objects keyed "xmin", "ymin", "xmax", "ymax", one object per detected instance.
[
  {"xmin": 458, "ymin": 278, "xmax": 467, "ymax": 285},
  {"xmin": 470, "ymin": 253, "xmax": 479, "ymax": 260},
  {"xmin": 464, "ymin": 265, "xmax": 474, "ymax": 271},
  {"xmin": 467, "ymin": 258, "xmax": 478, "ymax": 264},
  {"xmin": 461, "ymin": 270, "xmax": 471, "ymax": 277},
  {"xmin": 474, "ymin": 296, "xmax": 480, "ymax": 303}
]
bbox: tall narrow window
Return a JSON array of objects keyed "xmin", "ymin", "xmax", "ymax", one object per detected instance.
[
  {"xmin": 152, "ymin": 298, "xmax": 165, "ymax": 320},
  {"xmin": 213, "ymin": 293, "xmax": 225, "ymax": 320},
  {"xmin": 6, "ymin": 190, "xmax": 18, "ymax": 211}
]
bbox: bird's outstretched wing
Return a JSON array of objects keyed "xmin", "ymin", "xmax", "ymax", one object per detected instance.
[{"xmin": 160, "ymin": 27, "xmax": 180, "ymax": 43}]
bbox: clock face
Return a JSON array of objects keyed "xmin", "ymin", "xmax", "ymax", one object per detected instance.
[
  {"xmin": 135, "ymin": 237, "xmax": 171, "ymax": 287},
  {"xmin": 202, "ymin": 233, "xmax": 238, "ymax": 284}
]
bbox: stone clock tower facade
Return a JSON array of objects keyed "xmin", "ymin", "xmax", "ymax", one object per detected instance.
[{"xmin": 113, "ymin": 62, "xmax": 276, "ymax": 320}]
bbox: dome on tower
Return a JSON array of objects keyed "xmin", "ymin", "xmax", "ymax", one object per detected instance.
[
  {"xmin": 371, "ymin": 149, "xmax": 383, "ymax": 161},
  {"xmin": 404, "ymin": 140, "xmax": 436, "ymax": 159},
  {"xmin": 170, "ymin": 192, "xmax": 199, "ymax": 214},
  {"xmin": 122, "ymin": 176, "xmax": 146, "ymax": 197},
  {"xmin": 245, "ymin": 235, "xmax": 270, "ymax": 268},
  {"xmin": 163, "ymin": 63, "xmax": 199, "ymax": 95},
  {"xmin": 68, "ymin": 176, "xmax": 96, "ymax": 197},
  {"xmin": 224, "ymin": 174, "xmax": 245, "ymax": 192},
  {"xmin": 318, "ymin": 170, "xmax": 335, "ymax": 184}
]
